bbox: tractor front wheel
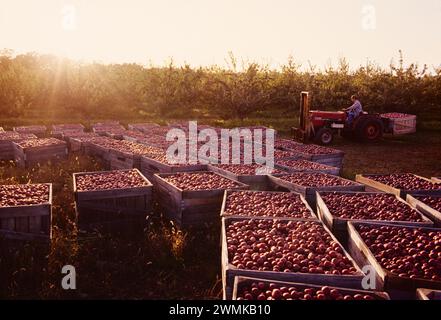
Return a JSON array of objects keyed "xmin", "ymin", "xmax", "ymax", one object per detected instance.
[{"xmin": 314, "ymin": 128, "xmax": 334, "ymax": 145}]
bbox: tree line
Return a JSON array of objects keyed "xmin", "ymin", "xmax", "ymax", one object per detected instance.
[{"xmin": 0, "ymin": 50, "xmax": 440, "ymax": 122}]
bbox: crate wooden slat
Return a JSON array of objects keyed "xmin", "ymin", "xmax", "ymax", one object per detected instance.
[
  {"xmin": 356, "ymin": 174, "xmax": 441, "ymax": 199},
  {"xmin": 432, "ymin": 177, "xmax": 441, "ymax": 184},
  {"xmin": 13, "ymin": 138, "xmax": 68, "ymax": 168},
  {"xmin": 231, "ymin": 276, "xmax": 390, "ymax": 300},
  {"xmin": 73, "ymin": 169, "xmax": 153, "ymax": 230},
  {"xmin": 406, "ymin": 194, "xmax": 441, "ymax": 227},
  {"xmin": 268, "ymin": 174, "xmax": 365, "ymax": 212},
  {"xmin": 347, "ymin": 221, "xmax": 441, "ymax": 295},
  {"xmin": 0, "ymin": 183, "xmax": 52, "ymax": 241},
  {"xmin": 317, "ymin": 191, "xmax": 434, "ymax": 243},
  {"xmin": 154, "ymin": 171, "xmax": 249, "ymax": 228},
  {"xmin": 221, "ymin": 216, "xmax": 364, "ymax": 300},
  {"xmin": 220, "ymin": 190, "xmax": 317, "ymax": 220},
  {"xmin": 275, "ymin": 160, "xmax": 340, "ymax": 176},
  {"xmin": 13, "ymin": 125, "xmax": 47, "ymax": 137},
  {"xmin": 416, "ymin": 288, "xmax": 441, "ymax": 300}
]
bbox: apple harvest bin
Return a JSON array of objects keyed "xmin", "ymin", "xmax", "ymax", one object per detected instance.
[
  {"xmin": 13, "ymin": 138, "xmax": 68, "ymax": 168},
  {"xmin": 73, "ymin": 169, "xmax": 153, "ymax": 230},
  {"xmin": 406, "ymin": 194, "xmax": 441, "ymax": 227},
  {"xmin": 153, "ymin": 171, "xmax": 249, "ymax": 228},
  {"xmin": 13, "ymin": 125, "xmax": 47, "ymax": 137},
  {"xmin": 268, "ymin": 173, "xmax": 365, "ymax": 212},
  {"xmin": 0, "ymin": 183, "xmax": 52, "ymax": 241},
  {"xmin": 221, "ymin": 216, "xmax": 365, "ymax": 300},
  {"xmin": 355, "ymin": 174, "xmax": 441, "ymax": 199},
  {"xmin": 316, "ymin": 191, "xmax": 434, "ymax": 242},
  {"xmin": 0, "ymin": 132, "xmax": 37, "ymax": 161},
  {"xmin": 220, "ymin": 190, "xmax": 317, "ymax": 220},
  {"xmin": 231, "ymin": 276, "xmax": 390, "ymax": 300},
  {"xmin": 347, "ymin": 221, "xmax": 441, "ymax": 295}
]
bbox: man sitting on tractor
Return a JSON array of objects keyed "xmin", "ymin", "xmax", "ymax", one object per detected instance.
[{"xmin": 344, "ymin": 95, "xmax": 363, "ymax": 126}]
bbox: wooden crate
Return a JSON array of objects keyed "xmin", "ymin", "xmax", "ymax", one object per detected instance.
[
  {"xmin": 13, "ymin": 138, "xmax": 68, "ymax": 168},
  {"xmin": 140, "ymin": 156, "xmax": 206, "ymax": 181},
  {"xmin": 74, "ymin": 169, "xmax": 153, "ymax": 230},
  {"xmin": 416, "ymin": 288, "xmax": 441, "ymax": 300},
  {"xmin": 154, "ymin": 171, "xmax": 249, "ymax": 228},
  {"xmin": 268, "ymin": 174, "xmax": 365, "ymax": 212},
  {"xmin": 275, "ymin": 160, "xmax": 340, "ymax": 176},
  {"xmin": 347, "ymin": 221, "xmax": 441, "ymax": 295},
  {"xmin": 356, "ymin": 174, "xmax": 441, "ymax": 199},
  {"xmin": 0, "ymin": 184, "xmax": 52, "ymax": 241},
  {"xmin": 317, "ymin": 191, "xmax": 433, "ymax": 243},
  {"xmin": 51, "ymin": 124, "xmax": 85, "ymax": 139},
  {"xmin": 221, "ymin": 216, "xmax": 365, "ymax": 300},
  {"xmin": 220, "ymin": 190, "xmax": 317, "ymax": 220},
  {"xmin": 231, "ymin": 276, "xmax": 390, "ymax": 300},
  {"xmin": 109, "ymin": 149, "xmax": 141, "ymax": 170},
  {"xmin": 432, "ymin": 177, "xmax": 441, "ymax": 184},
  {"xmin": 0, "ymin": 132, "xmax": 37, "ymax": 160},
  {"xmin": 276, "ymin": 141, "xmax": 345, "ymax": 168},
  {"xmin": 382, "ymin": 114, "xmax": 417, "ymax": 135},
  {"xmin": 13, "ymin": 125, "xmax": 47, "ymax": 137},
  {"xmin": 406, "ymin": 194, "xmax": 441, "ymax": 226}
]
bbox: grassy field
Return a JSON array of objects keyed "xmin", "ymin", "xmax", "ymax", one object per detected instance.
[{"xmin": 0, "ymin": 119, "xmax": 440, "ymax": 299}]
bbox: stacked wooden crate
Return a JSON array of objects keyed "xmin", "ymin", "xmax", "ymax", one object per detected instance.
[
  {"xmin": 275, "ymin": 139, "xmax": 345, "ymax": 168},
  {"xmin": 154, "ymin": 171, "xmax": 249, "ymax": 227},
  {"xmin": 73, "ymin": 169, "xmax": 152, "ymax": 231},
  {"xmin": 108, "ymin": 140, "xmax": 164, "ymax": 170},
  {"xmin": 221, "ymin": 216, "xmax": 364, "ymax": 299},
  {"xmin": 0, "ymin": 183, "xmax": 52, "ymax": 241},
  {"xmin": 220, "ymin": 190, "xmax": 316, "ymax": 220},
  {"xmin": 406, "ymin": 194, "xmax": 441, "ymax": 226},
  {"xmin": 51, "ymin": 123, "xmax": 85, "ymax": 139},
  {"xmin": 13, "ymin": 138, "xmax": 68, "ymax": 168},
  {"xmin": 316, "ymin": 191, "xmax": 433, "ymax": 242},
  {"xmin": 347, "ymin": 222, "xmax": 441, "ymax": 299},
  {"xmin": 0, "ymin": 132, "xmax": 37, "ymax": 160},
  {"xmin": 268, "ymin": 172, "xmax": 365, "ymax": 210},
  {"xmin": 63, "ymin": 132, "xmax": 99, "ymax": 152},
  {"xmin": 13, "ymin": 125, "xmax": 47, "ymax": 137},
  {"xmin": 356, "ymin": 173, "xmax": 441, "ymax": 199}
]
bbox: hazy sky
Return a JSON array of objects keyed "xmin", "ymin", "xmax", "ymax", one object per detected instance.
[{"xmin": 1, "ymin": 0, "xmax": 440, "ymax": 69}]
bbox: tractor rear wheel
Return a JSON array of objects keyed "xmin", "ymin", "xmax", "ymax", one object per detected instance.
[
  {"xmin": 356, "ymin": 118, "xmax": 383, "ymax": 142},
  {"xmin": 314, "ymin": 128, "xmax": 334, "ymax": 145}
]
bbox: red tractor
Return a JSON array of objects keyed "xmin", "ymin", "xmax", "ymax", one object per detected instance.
[{"xmin": 293, "ymin": 92, "xmax": 410, "ymax": 145}]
